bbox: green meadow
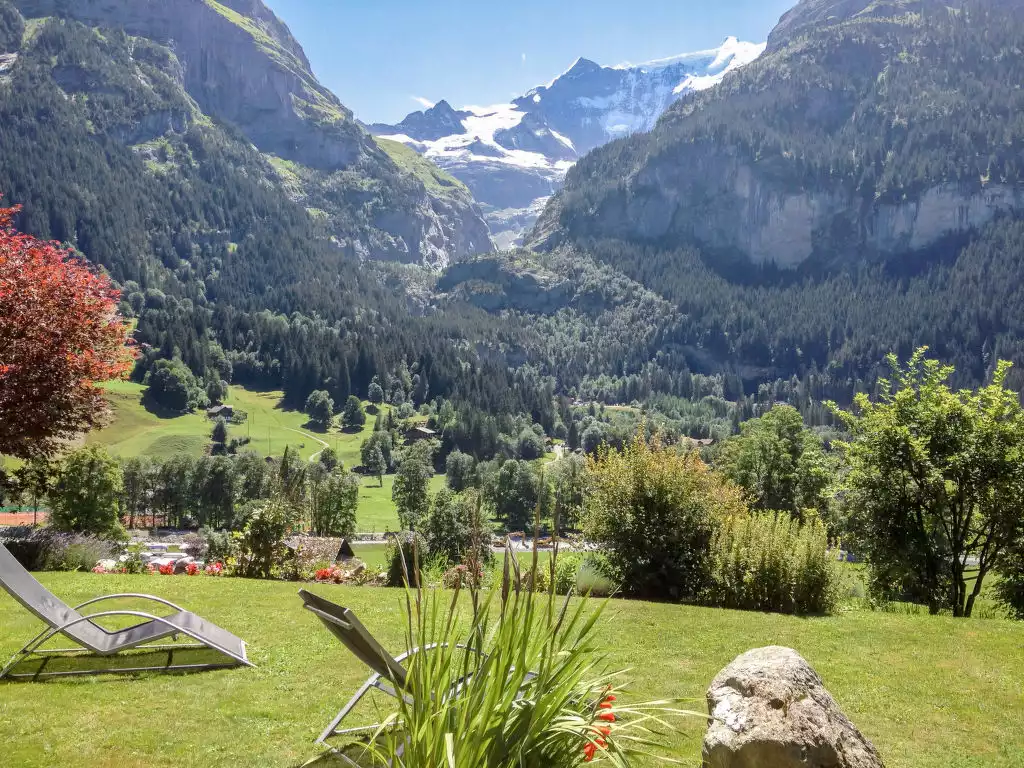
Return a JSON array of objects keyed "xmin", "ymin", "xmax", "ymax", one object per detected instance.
[
  {"xmin": 0, "ymin": 574, "xmax": 1022, "ymax": 768},
  {"xmin": 85, "ymin": 382, "xmax": 443, "ymax": 533}
]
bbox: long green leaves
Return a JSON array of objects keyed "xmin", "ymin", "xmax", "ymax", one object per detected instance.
[{"xmin": 350, "ymin": 541, "xmax": 701, "ymax": 767}]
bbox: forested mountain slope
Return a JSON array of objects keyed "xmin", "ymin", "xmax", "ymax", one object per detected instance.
[
  {"xmin": 1, "ymin": 0, "xmax": 491, "ymax": 269},
  {"xmin": 0, "ymin": 0, "xmax": 544, "ymax": 440},
  {"xmin": 526, "ymin": 0, "xmax": 1024, "ymax": 393}
]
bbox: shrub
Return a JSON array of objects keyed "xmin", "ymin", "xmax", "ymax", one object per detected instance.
[
  {"xmin": 181, "ymin": 533, "xmax": 208, "ymax": 560},
  {"xmin": 995, "ymin": 537, "xmax": 1024, "ymax": 620},
  {"xmin": 553, "ymin": 551, "xmax": 583, "ymax": 595},
  {"xmin": 576, "ymin": 556, "xmax": 617, "ymax": 598},
  {"xmin": 584, "ymin": 431, "xmax": 747, "ymax": 601},
  {"xmin": 704, "ymin": 512, "xmax": 840, "ymax": 615},
  {"xmin": 385, "ymin": 531, "xmax": 427, "ymax": 587},
  {"xmin": 201, "ymin": 528, "xmax": 235, "ymax": 563},
  {"xmin": 61, "ymin": 540, "xmax": 117, "ymax": 572},
  {"xmin": 364, "ymin": 549, "xmax": 700, "ymax": 766},
  {"xmin": 236, "ymin": 499, "xmax": 296, "ymax": 579},
  {"xmin": 0, "ymin": 527, "xmax": 116, "ymax": 571},
  {"xmin": 421, "ymin": 488, "xmax": 492, "ymax": 568}
]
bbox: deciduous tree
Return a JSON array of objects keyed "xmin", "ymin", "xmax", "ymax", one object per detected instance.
[
  {"xmin": 393, "ymin": 440, "xmax": 435, "ymax": 530},
  {"xmin": 832, "ymin": 350, "xmax": 1024, "ymax": 617},
  {"xmin": 0, "ymin": 202, "xmax": 134, "ymax": 458},
  {"xmin": 50, "ymin": 446, "xmax": 125, "ymax": 538}
]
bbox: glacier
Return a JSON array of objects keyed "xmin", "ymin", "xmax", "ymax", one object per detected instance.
[{"xmin": 368, "ymin": 36, "xmax": 765, "ymax": 246}]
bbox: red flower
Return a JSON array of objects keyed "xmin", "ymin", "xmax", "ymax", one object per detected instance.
[
  {"xmin": 598, "ymin": 711, "xmax": 615, "ymax": 722},
  {"xmin": 583, "ymin": 742, "xmax": 596, "ymax": 762},
  {"xmin": 185, "ymin": 563, "xmax": 199, "ymax": 576}
]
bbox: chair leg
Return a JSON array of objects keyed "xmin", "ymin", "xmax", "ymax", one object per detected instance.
[{"xmin": 317, "ymin": 673, "xmax": 380, "ymax": 744}]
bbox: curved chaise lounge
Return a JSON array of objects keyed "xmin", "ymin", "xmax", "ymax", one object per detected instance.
[{"xmin": 0, "ymin": 543, "xmax": 252, "ymax": 680}]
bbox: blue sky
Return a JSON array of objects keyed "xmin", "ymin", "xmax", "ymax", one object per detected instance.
[{"xmin": 264, "ymin": 0, "xmax": 796, "ymax": 124}]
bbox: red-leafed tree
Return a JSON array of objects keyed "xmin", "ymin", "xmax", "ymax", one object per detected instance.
[{"xmin": 0, "ymin": 200, "xmax": 135, "ymax": 458}]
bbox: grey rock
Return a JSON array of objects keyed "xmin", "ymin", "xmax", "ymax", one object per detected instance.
[{"xmin": 703, "ymin": 646, "xmax": 883, "ymax": 768}]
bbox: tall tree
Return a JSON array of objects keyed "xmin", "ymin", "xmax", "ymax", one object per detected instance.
[
  {"xmin": 12, "ymin": 456, "xmax": 54, "ymax": 527},
  {"xmin": 488, "ymin": 459, "xmax": 540, "ymax": 533},
  {"xmin": 0, "ymin": 201, "xmax": 134, "ymax": 458},
  {"xmin": 832, "ymin": 350, "xmax": 1024, "ymax": 617},
  {"xmin": 393, "ymin": 440, "xmax": 435, "ymax": 530},
  {"xmin": 341, "ymin": 395, "xmax": 367, "ymax": 429},
  {"xmin": 304, "ymin": 389, "xmax": 335, "ymax": 431},
  {"xmin": 719, "ymin": 405, "xmax": 834, "ymax": 519},
  {"xmin": 120, "ymin": 456, "xmax": 155, "ymax": 531},
  {"xmin": 308, "ymin": 466, "xmax": 359, "ymax": 538}
]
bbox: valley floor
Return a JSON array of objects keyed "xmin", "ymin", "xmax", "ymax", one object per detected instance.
[
  {"xmin": 1, "ymin": 574, "xmax": 1022, "ymax": 767},
  {"xmin": 85, "ymin": 382, "xmax": 442, "ymax": 533}
]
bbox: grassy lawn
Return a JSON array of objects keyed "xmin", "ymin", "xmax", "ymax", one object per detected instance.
[{"xmin": 0, "ymin": 574, "xmax": 1022, "ymax": 768}]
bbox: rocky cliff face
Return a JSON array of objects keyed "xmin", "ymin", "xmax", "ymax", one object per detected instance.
[
  {"xmin": 539, "ymin": 145, "xmax": 1024, "ymax": 268},
  {"xmin": 534, "ymin": 0, "xmax": 1024, "ymax": 268},
  {"xmin": 370, "ymin": 37, "xmax": 764, "ymax": 248},
  {"xmin": 14, "ymin": 0, "xmax": 491, "ymax": 265}
]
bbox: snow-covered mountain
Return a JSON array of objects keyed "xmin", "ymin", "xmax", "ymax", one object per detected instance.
[{"xmin": 368, "ymin": 37, "xmax": 766, "ymax": 247}]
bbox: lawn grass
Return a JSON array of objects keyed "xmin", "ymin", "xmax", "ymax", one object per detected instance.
[{"xmin": 0, "ymin": 574, "xmax": 1021, "ymax": 768}]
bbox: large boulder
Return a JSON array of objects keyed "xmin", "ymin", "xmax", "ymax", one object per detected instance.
[{"xmin": 703, "ymin": 646, "xmax": 884, "ymax": 768}]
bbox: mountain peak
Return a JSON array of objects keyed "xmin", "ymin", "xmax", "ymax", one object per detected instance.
[{"xmin": 564, "ymin": 57, "xmax": 602, "ymax": 77}]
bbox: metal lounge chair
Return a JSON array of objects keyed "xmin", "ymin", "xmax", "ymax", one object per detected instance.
[
  {"xmin": 300, "ymin": 588, "xmax": 536, "ymax": 754},
  {"xmin": 0, "ymin": 543, "xmax": 252, "ymax": 680}
]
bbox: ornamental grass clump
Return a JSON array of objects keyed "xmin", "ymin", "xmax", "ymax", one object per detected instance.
[
  {"xmin": 357, "ymin": 537, "xmax": 700, "ymax": 767},
  {"xmin": 705, "ymin": 512, "xmax": 840, "ymax": 615}
]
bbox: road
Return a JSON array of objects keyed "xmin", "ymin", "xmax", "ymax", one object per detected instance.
[{"xmin": 284, "ymin": 427, "xmax": 330, "ymax": 462}]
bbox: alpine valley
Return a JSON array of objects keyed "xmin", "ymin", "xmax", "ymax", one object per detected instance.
[{"xmin": 3, "ymin": 0, "xmax": 1024, "ymax": 450}]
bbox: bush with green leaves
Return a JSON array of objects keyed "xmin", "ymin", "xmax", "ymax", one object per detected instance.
[
  {"xmin": 362, "ymin": 549, "xmax": 700, "ymax": 767},
  {"xmin": 420, "ymin": 488, "xmax": 493, "ymax": 569},
  {"xmin": 553, "ymin": 550, "xmax": 583, "ymax": 595},
  {"xmin": 704, "ymin": 512, "xmax": 840, "ymax": 615},
  {"xmin": 995, "ymin": 537, "xmax": 1024, "ymax": 620},
  {"xmin": 385, "ymin": 531, "xmax": 427, "ymax": 587},
  {"xmin": 201, "ymin": 527, "xmax": 235, "ymax": 563},
  {"xmin": 0, "ymin": 527, "xmax": 116, "ymax": 571},
  {"xmin": 49, "ymin": 446, "xmax": 126, "ymax": 539},
  {"xmin": 584, "ymin": 432, "xmax": 747, "ymax": 601},
  {"xmin": 236, "ymin": 499, "xmax": 296, "ymax": 579}
]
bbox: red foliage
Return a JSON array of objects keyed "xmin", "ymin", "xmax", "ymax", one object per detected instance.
[{"xmin": 0, "ymin": 200, "xmax": 135, "ymax": 458}]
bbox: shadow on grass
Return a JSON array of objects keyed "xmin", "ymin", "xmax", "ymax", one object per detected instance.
[
  {"xmin": 139, "ymin": 391, "xmax": 203, "ymax": 421},
  {"xmin": 0, "ymin": 646, "xmax": 245, "ymax": 682}
]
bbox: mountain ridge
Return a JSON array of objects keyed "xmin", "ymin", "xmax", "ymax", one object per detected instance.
[
  {"xmin": 9, "ymin": 0, "xmax": 492, "ymax": 266},
  {"xmin": 370, "ymin": 37, "xmax": 765, "ymax": 247}
]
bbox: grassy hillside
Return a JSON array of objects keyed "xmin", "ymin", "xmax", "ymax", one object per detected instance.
[
  {"xmin": 88, "ymin": 382, "xmax": 445, "ymax": 532},
  {"xmin": 89, "ymin": 381, "xmax": 326, "ymax": 461},
  {"xmin": 374, "ymin": 137, "xmax": 472, "ymax": 201},
  {"xmin": 1, "ymin": 574, "xmax": 1021, "ymax": 767}
]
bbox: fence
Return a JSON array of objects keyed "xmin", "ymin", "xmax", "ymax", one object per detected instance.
[{"xmin": 0, "ymin": 507, "xmax": 49, "ymax": 527}]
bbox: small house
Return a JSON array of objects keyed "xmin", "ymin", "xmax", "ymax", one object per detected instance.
[
  {"xmin": 406, "ymin": 425, "xmax": 437, "ymax": 443},
  {"xmin": 206, "ymin": 404, "xmax": 234, "ymax": 420}
]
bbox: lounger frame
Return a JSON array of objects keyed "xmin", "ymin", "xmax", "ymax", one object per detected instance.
[{"xmin": 0, "ymin": 544, "xmax": 252, "ymax": 680}]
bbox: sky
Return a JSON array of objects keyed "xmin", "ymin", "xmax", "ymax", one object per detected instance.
[{"xmin": 264, "ymin": 0, "xmax": 796, "ymax": 124}]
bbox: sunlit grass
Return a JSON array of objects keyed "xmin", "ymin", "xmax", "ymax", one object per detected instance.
[{"xmin": 0, "ymin": 574, "xmax": 1021, "ymax": 767}]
